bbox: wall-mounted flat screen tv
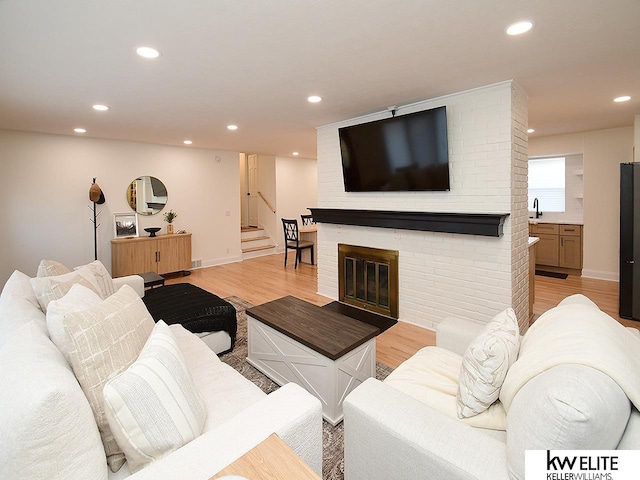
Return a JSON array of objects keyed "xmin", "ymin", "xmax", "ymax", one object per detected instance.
[{"xmin": 338, "ymin": 105, "xmax": 450, "ymax": 192}]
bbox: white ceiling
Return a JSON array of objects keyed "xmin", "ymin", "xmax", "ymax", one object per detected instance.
[{"xmin": 1, "ymin": 0, "xmax": 638, "ymax": 159}]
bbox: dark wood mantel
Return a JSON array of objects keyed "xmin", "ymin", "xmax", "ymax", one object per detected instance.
[{"xmin": 309, "ymin": 208, "xmax": 509, "ymax": 237}]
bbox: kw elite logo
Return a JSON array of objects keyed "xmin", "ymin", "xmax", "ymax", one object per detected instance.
[
  {"xmin": 525, "ymin": 450, "xmax": 640, "ymax": 480},
  {"xmin": 546, "ymin": 451, "xmax": 617, "ymax": 480}
]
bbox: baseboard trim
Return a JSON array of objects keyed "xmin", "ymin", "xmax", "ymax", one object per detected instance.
[
  {"xmin": 581, "ymin": 269, "xmax": 619, "ymax": 282},
  {"xmin": 200, "ymin": 255, "xmax": 244, "ymax": 268}
]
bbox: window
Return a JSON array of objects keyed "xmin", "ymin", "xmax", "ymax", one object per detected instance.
[{"xmin": 528, "ymin": 157, "xmax": 565, "ymax": 213}]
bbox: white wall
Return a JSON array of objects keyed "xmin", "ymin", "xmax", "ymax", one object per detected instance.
[
  {"xmin": 275, "ymin": 155, "xmax": 317, "ymax": 248},
  {"xmin": 635, "ymin": 115, "xmax": 640, "ymax": 163},
  {"xmin": 255, "ymin": 154, "xmax": 278, "ymax": 242},
  {"xmin": 529, "ymin": 126, "xmax": 634, "ymax": 280},
  {"xmin": 0, "ymin": 130, "xmax": 242, "ymax": 285},
  {"xmin": 239, "ymin": 153, "xmax": 248, "ymax": 227},
  {"xmin": 316, "ymin": 81, "xmax": 530, "ymax": 331}
]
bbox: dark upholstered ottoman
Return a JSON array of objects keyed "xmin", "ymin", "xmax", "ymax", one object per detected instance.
[{"xmin": 142, "ymin": 283, "xmax": 237, "ymax": 354}]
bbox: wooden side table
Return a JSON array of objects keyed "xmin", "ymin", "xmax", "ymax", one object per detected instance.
[
  {"xmin": 210, "ymin": 434, "xmax": 321, "ymax": 480},
  {"xmin": 139, "ymin": 271, "xmax": 165, "ymax": 289}
]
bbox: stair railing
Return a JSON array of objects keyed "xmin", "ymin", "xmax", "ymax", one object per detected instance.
[{"xmin": 257, "ymin": 191, "xmax": 276, "ymax": 214}]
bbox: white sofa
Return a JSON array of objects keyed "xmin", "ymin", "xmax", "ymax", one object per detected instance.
[
  {"xmin": 0, "ymin": 269, "xmax": 323, "ymax": 480},
  {"xmin": 343, "ymin": 294, "xmax": 640, "ymax": 480}
]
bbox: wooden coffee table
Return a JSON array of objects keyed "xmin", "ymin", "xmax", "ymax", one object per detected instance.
[
  {"xmin": 246, "ymin": 296, "xmax": 379, "ymax": 425},
  {"xmin": 210, "ymin": 434, "xmax": 320, "ymax": 479}
]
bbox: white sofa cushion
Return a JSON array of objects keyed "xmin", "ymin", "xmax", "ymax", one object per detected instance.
[
  {"xmin": 169, "ymin": 324, "xmax": 266, "ymax": 431},
  {"xmin": 104, "ymin": 320, "xmax": 206, "ymax": 472},
  {"xmin": 1, "ymin": 269, "xmax": 39, "ymax": 306},
  {"xmin": 0, "ymin": 321, "xmax": 108, "ymax": 480},
  {"xmin": 383, "ymin": 346, "xmax": 507, "ymax": 430},
  {"xmin": 46, "ymin": 283, "xmax": 103, "ymax": 365},
  {"xmin": 0, "ymin": 270, "xmax": 47, "ymax": 346},
  {"xmin": 30, "ymin": 265, "xmax": 103, "ymax": 312},
  {"xmin": 506, "ymin": 364, "xmax": 631, "ymax": 480},
  {"xmin": 75, "ymin": 260, "xmax": 116, "ymax": 298},
  {"xmin": 456, "ymin": 307, "xmax": 520, "ymax": 418},
  {"xmin": 62, "ymin": 284, "xmax": 155, "ymax": 472},
  {"xmin": 37, "ymin": 259, "xmax": 71, "ymax": 277}
]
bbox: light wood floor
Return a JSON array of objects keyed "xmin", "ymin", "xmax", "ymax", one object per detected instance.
[{"xmin": 167, "ymin": 253, "xmax": 633, "ymax": 368}]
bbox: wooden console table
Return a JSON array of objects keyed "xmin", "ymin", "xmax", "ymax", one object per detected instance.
[
  {"xmin": 210, "ymin": 434, "xmax": 321, "ymax": 479},
  {"xmin": 111, "ymin": 233, "xmax": 191, "ymax": 277}
]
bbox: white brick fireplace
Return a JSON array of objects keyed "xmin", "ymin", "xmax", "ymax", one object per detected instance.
[{"xmin": 316, "ymin": 81, "xmax": 530, "ymax": 332}]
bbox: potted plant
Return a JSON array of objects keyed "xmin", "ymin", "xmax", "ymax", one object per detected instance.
[{"xmin": 163, "ymin": 209, "xmax": 178, "ymax": 234}]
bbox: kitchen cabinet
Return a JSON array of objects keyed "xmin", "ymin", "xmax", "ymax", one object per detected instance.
[
  {"xmin": 111, "ymin": 233, "xmax": 191, "ymax": 277},
  {"xmin": 535, "ymin": 234, "xmax": 560, "ymax": 266},
  {"xmin": 529, "ymin": 223, "xmax": 582, "ymax": 270},
  {"xmin": 559, "ymin": 225, "xmax": 582, "ymax": 269}
]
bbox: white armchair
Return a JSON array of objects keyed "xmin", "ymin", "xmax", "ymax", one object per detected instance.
[{"xmin": 343, "ymin": 296, "xmax": 640, "ymax": 480}]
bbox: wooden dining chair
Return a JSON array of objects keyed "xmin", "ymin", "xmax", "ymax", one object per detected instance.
[
  {"xmin": 282, "ymin": 218, "xmax": 314, "ymax": 268},
  {"xmin": 300, "ymin": 214, "xmax": 315, "ymax": 225}
]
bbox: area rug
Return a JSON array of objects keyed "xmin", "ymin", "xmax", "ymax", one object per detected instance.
[
  {"xmin": 221, "ymin": 296, "xmax": 393, "ymax": 480},
  {"xmin": 535, "ymin": 270, "xmax": 569, "ymax": 279}
]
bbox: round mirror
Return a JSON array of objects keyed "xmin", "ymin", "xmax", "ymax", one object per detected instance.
[{"xmin": 126, "ymin": 176, "xmax": 168, "ymax": 216}]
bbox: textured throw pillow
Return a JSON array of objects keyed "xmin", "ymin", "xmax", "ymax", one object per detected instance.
[
  {"xmin": 30, "ymin": 265, "xmax": 102, "ymax": 312},
  {"xmin": 37, "ymin": 259, "xmax": 71, "ymax": 277},
  {"xmin": 456, "ymin": 307, "xmax": 520, "ymax": 418},
  {"xmin": 75, "ymin": 260, "xmax": 116, "ymax": 298},
  {"xmin": 46, "ymin": 284, "xmax": 103, "ymax": 365},
  {"xmin": 104, "ymin": 320, "xmax": 206, "ymax": 472},
  {"xmin": 506, "ymin": 364, "xmax": 631, "ymax": 480},
  {"xmin": 62, "ymin": 284, "xmax": 155, "ymax": 472}
]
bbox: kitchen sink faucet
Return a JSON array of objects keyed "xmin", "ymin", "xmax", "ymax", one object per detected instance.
[{"xmin": 533, "ymin": 198, "xmax": 543, "ymax": 219}]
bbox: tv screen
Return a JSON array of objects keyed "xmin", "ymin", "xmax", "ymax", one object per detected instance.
[{"xmin": 339, "ymin": 106, "xmax": 450, "ymax": 192}]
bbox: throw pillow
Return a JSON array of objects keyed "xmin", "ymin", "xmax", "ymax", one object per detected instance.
[
  {"xmin": 30, "ymin": 265, "xmax": 102, "ymax": 313},
  {"xmin": 36, "ymin": 259, "xmax": 71, "ymax": 277},
  {"xmin": 46, "ymin": 283, "xmax": 103, "ymax": 365},
  {"xmin": 62, "ymin": 284, "xmax": 155, "ymax": 472},
  {"xmin": 104, "ymin": 320, "xmax": 207, "ymax": 472},
  {"xmin": 506, "ymin": 364, "xmax": 631, "ymax": 480},
  {"xmin": 75, "ymin": 260, "xmax": 116, "ymax": 298},
  {"xmin": 456, "ymin": 307, "xmax": 520, "ymax": 418}
]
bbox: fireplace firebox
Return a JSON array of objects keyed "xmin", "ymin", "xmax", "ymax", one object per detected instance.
[{"xmin": 338, "ymin": 244, "xmax": 399, "ymax": 318}]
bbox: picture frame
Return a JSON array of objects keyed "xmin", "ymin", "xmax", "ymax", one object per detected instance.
[{"xmin": 113, "ymin": 212, "xmax": 139, "ymax": 238}]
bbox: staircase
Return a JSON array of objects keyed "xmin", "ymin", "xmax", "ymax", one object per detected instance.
[{"xmin": 241, "ymin": 226, "xmax": 277, "ymax": 260}]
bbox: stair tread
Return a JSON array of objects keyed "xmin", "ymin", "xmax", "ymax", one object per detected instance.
[
  {"xmin": 241, "ymin": 235, "xmax": 270, "ymax": 243},
  {"xmin": 242, "ymin": 244, "xmax": 276, "ymax": 253}
]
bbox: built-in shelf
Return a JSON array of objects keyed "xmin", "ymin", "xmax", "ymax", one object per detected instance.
[{"xmin": 309, "ymin": 208, "xmax": 509, "ymax": 237}]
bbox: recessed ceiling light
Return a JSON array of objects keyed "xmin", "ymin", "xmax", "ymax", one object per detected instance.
[
  {"xmin": 307, "ymin": 95, "xmax": 322, "ymax": 103},
  {"xmin": 506, "ymin": 21, "xmax": 533, "ymax": 36},
  {"xmin": 183, "ymin": 140, "xmax": 193, "ymax": 145},
  {"xmin": 292, "ymin": 152, "xmax": 299, "ymax": 156},
  {"xmin": 74, "ymin": 128, "xmax": 87, "ymax": 133},
  {"xmin": 527, "ymin": 128, "xmax": 535, "ymax": 134},
  {"xmin": 136, "ymin": 46, "xmax": 161, "ymax": 59},
  {"xmin": 227, "ymin": 125, "xmax": 238, "ymax": 131},
  {"xmin": 92, "ymin": 104, "xmax": 109, "ymax": 111},
  {"xmin": 613, "ymin": 95, "xmax": 631, "ymax": 103}
]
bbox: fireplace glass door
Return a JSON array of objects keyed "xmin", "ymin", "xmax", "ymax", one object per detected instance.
[{"xmin": 339, "ymin": 244, "xmax": 398, "ymax": 318}]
